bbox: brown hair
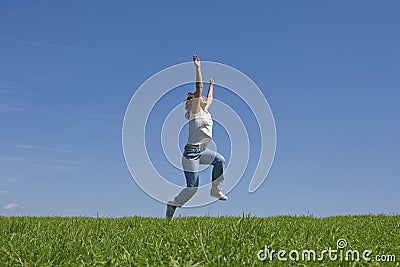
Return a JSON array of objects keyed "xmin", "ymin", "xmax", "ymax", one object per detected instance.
[{"xmin": 185, "ymin": 92, "xmax": 195, "ymax": 119}]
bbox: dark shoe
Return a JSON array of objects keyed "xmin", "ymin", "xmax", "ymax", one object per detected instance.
[{"xmin": 166, "ymin": 202, "xmax": 177, "ymax": 220}]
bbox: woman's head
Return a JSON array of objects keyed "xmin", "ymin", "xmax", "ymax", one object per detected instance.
[{"xmin": 185, "ymin": 92, "xmax": 207, "ymax": 119}]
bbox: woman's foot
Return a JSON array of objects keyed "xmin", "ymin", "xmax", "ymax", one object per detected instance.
[
  {"xmin": 166, "ymin": 201, "xmax": 177, "ymax": 220},
  {"xmin": 210, "ymin": 188, "xmax": 228, "ymax": 201}
]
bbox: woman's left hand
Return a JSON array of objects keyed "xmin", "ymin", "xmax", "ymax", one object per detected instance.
[{"xmin": 209, "ymin": 77, "xmax": 215, "ymax": 85}]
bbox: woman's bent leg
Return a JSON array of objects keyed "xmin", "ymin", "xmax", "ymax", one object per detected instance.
[
  {"xmin": 199, "ymin": 148, "xmax": 225, "ymax": 183},
  {"xmin": 199, "ymin": 148, "xmax": 228, "ymax": 200}
]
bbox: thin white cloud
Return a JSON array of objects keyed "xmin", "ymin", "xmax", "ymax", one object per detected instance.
[
  {"xmin": 0, "ymin": 88, "xmax": 31, "ymax": 112},
  {"xmin": 0, "ymin": 88, "xmax": 32, "ymax": 96},
  {"xmin": 0, "ymin": 103, "xmax": 26, "ymax": 112},
  {"xmin": 0, "ymin": 37, "xmax": 72, "ymax": 49},
  {"xmin": 0, "ymin": 190, "xmax": 7, "ymax": 195},
  {"xmin": 4, "ymin": 203, "xmax": 23, "ymax": 211},
  {"xmin": 0, "ymin": 88, "xmax": 16, "ymax": 94},
  {"xmin": 0, "ymin": 156, "xmax": 24, "ymax": 161},
  {"xmin": 15, "ymin": 144, "xmax": 52, "ymax": 151},
  {"xmin": 15, "ymin": 144, "xmax": 76, "ymax": 153}
]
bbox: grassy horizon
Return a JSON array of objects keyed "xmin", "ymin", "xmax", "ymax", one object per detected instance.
[{"xmin": 1, "ymin": 215, "xmax": 399, "ymax": 266}]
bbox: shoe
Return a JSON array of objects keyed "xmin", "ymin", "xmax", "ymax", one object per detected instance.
[
  {"xmin": 166, "ymin": 201, "xmax": 177, "ymax": 220},
  {"xmin": 210, "ymin": 189, "xmax": 228, "ymax": 201}
]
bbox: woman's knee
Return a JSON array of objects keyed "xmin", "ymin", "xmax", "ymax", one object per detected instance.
[
  {"xmin": 184, "ymin": 186, "xmax": 198, "ymax": 195},
  {"xmin": 213, "ymin": 154, "xmax": 225, "ymax": 165}
]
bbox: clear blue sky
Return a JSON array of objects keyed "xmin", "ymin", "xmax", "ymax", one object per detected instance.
[{"xmin": 1, "ymin": 1, "xmax": 399, "ymax": 217}]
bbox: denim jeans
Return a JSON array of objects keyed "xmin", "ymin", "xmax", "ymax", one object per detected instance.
[
  {"xmin": 172, "ymin": 145, "xmax": 225, "ymax": 206},
  {"xmin": 182, "ymin": 145, "xmax": 225, "ymax": 187}
]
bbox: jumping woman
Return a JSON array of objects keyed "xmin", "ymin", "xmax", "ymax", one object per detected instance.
[{"xmin": 166, "ymin": 55, "xmax": 228, "ymax": 220}]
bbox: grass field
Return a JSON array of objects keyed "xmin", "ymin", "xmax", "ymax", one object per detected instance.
[{"xmin": 0, "ymin": 215, "xmax": 399, "ymax": 266}]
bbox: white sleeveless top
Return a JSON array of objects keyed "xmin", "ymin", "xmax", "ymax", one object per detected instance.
[{"xmin": 187, "ymin": 109, "xmax": 213, "ymax": 145}]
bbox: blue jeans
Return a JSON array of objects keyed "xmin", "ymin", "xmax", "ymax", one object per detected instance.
[
  {"xmin": 182, "ymin": 145, "xmax": 225, "ymax": 187},
  {"xmin": 172, "ymin": 145, "xmax": 225, "ymax": 206}
]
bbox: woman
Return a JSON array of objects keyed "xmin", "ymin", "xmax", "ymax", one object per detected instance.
[{"xmin": 166, "ymin": 55, "xmax": 228, "ymax": 220}]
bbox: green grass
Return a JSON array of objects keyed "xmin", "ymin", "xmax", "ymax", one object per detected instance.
[{"xmin": 0, "ymin": 215, "xmax": 399, "ymax": 266}]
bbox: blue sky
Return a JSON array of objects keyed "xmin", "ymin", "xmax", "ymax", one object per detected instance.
[{"xmin": 0, "ymin": 1, "xmax": 399, "ymax": 217}]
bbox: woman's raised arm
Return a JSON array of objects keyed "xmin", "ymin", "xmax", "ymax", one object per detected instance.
[
  {"xmin": 205, "ymin": 77, "xmax": 214, "ymax": 111},
  {"xmin": 191, "ymin": 55, "xmax": 203, "ymax": 114}
]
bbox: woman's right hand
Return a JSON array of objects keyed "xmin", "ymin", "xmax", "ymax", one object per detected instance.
[{"xmin": 193, "ymin": 54, "xmax": 200, "ymax": 68}]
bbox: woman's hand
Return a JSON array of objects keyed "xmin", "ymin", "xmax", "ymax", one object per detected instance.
[
  {"xmin": 209, "ymin": 77, "xmax": 215, "ymax": 85},
  {"xmin": 193, "ymin": 54, "xmax": 201, "ymax": 68}
]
